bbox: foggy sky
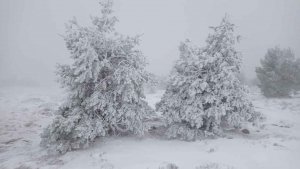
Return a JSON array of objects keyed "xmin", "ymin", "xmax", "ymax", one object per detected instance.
[{"xmin": 0, "ymin": 0, "xmax": 299, "ymax": 86}]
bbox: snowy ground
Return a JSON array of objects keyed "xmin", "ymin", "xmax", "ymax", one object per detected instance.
[{"xmin": 0, "ymin": 86, "xmax": 300, "ymax": 169}]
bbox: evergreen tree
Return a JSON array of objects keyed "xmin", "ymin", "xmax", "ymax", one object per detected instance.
[
  {"xmin": 156, "ymin": 16, "xmax": 260, "ymax": 140},
  {"xmin": 41, "ymin": 0, "xmax": 153, "ymax": 153},
  {"xmin": 256, "ymin": 47, "xmax": 300, "ymax": 97}
]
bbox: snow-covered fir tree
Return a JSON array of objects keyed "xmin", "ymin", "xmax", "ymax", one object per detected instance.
[
  {"xmin": 41, "ymin": 0, "xmax": 153, "ymax": 153},
  {"xmin": 156, "ymin": 16, "xmax": 260, "ymax": 140}
]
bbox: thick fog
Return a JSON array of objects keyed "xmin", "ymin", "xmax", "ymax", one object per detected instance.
[{"xmin": 0, "ymin": 0, "xmax": 299, "ymax": 87}]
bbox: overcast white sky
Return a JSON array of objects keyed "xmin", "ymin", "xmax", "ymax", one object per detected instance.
[{"xmin": 0, "ymin": 0, "xmax": 299, "ymax": 86}]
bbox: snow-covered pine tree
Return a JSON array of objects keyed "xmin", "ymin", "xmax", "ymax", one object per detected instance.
[
  {"xmin": 256, "ymin": 47, "xmax": 300, "ymax": 97},
  {"xmin": 156, "ymin": 16, "xmax": 260, "ymax": 141},
  {"xmin": 41, "ymin": 0, "xmax": 153, "ymax": 153}
]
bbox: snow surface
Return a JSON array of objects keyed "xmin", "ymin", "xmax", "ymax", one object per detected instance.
[{"xmin": 0, "ymin": 86, "xmax": 300, "ymax": 169}]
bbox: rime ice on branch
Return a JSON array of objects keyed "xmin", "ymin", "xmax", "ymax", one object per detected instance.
[
  {"xmin": 41, "ymin": 0, "xmax": 153, "ymax": 153},
  {"xmin": 156, "ymin": 16, "xmax": 260, "ymax": 140}
]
